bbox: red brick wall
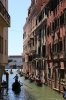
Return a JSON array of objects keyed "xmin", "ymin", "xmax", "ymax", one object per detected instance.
[{"xmin": 36, "ymin": 0, "xmax": 49, "ymax": 14}]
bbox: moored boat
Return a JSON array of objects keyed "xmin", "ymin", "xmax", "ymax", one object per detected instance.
[
  {"xmin": 10, "ymin": 71, "xmax": 13, "ymax": 74},
  {"xmin": 20, "ymin": 73, "xmax": 23, "ymax": 77},
  {"xmin": 35, "ymin": 77, "xmax": 42, "ymax": 86},
  {"xmin": 24, "ymin": 74, "xmax": 29, "ymax": 79},
  {"xmin": 1, "ymin": 81, "xmax": 7, "ymax": 88},
  {"xmin": 19, "ymin": 71, "xmax": 24, "ymax": 77},
  {"xmin": 29, "ymin": 77, "xmax": 35, "ymax": 82},
  {"xmin": 10, "ymin": 69, "xmax": 13, "ymax": 74}
]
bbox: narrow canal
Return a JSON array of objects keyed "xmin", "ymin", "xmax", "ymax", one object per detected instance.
[{"xmin": 2, "ymin": 69, "xmax": 64, "ymax": 100}]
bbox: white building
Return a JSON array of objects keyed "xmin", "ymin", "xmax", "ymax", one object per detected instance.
[{"xmin": 5, "ymin": 55, "xmax": 23, "ymax": 69}]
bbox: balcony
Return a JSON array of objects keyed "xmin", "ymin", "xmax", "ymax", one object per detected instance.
[
  {"xmin": 32, "ymin": 54, "xmax": 42, "ymax": 60},
  {"xmin": 32, "ymin": 53, "xmax": 46, "ymax": 60},
  {"xmin": 0, "ymin": 1, "xmax": 10, "ymax": 27},
  {"xmin": 30, "ymin": 46, "xmax": 36, "ymax": 53}
]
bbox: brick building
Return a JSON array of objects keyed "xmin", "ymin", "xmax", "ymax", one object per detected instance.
[
  {"xmin": 46, "ymin": 0, "xmax": 66, "ymax": 91},
  {"xmin": 22, "ymin": 0, "xmax": 66, "ymax": 92}
]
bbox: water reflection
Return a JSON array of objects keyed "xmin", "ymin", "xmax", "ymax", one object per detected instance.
[
  {"xmin": 2, "ymin": 69, "xmax": 64, "ymax": 100},
  {"xmin": 2, "ymin": 69, "xmax": 35, "ymax": 100}
]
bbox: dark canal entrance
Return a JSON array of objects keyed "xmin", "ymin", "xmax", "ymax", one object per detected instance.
[{"xmin": 2, "ymin": 69, "xmax": 64, "ymax": 100}]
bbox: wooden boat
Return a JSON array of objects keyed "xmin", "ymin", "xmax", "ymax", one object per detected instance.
[
  {"xmin": 12, "ymin": 81, "xmax": 21, "ymax": 94},
  {"xmin": 18, "ymin": 71, "xmax": 23, "ymax": 77},
  {"xmin": 35, "ymin": 78, "xmax": 42, "ymax": 86},
  {"xmin": 1, "ymin": 81, "xmax": 7, "ymax": 88},
  {"xmin": 10, "ymin": 71, "xmax": 13, "ymax": 74},
  {"xmin": 20, "ymin": 73, "xmax": 23, "ymax": 77},
  {"xmin": 29, "ymin": 77, "xmax": 35, "ymax": 82},
  {"xmin": 24, "ymin": 74, "xmax": 29, "ymax": 79},
  {"xmin": 10, "ymin": 69, "xmax": 13, "ymax": 74}
]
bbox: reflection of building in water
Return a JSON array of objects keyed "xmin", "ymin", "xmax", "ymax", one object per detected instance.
[{"xmin": 5, "ymin": 55, "xmax": 23, "ymax": 69}]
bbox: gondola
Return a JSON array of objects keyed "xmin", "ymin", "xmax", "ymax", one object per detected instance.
[
  {"xmin": 35, "ymin": 78, "xmax": 42, "ymax": 86},
  {"xmin": 24, "ymin": 74, "xmax": 29, "ymax": 79},
  {"xmin": 10, "ymin": 71, "xmax": 13, "ymax": 74},
  {"xmin": 19, "ymin": 72, "xmax": 23, "ymax": 77},
  {"xmin": 1, "ymin": 81, "xmax": 7, "ymax": 88},
  {"xmin": 12, "ymin": 80, "xmax": 22, "ymax": 94},
  {"xmin": 29, "ymin": 77, "xmax": 35, "ymax": 82},
  {"xmin": 20, "ymin": 73, "xmax": 23, "ymax": 77},
  {"xmin": 10, "ymin": 69, "xmax": 13, "ymax": 74}
]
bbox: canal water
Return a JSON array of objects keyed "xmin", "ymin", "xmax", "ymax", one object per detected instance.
[{"xmin": 2, "ymin": 69, "xmax": 64, "ymax": 100}]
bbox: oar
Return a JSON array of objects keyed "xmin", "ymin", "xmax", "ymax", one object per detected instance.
[{"xmin": 20, "ymin": 82, "xmax": 32, "ymax": 89}]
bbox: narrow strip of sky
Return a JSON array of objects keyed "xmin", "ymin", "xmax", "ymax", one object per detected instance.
[{"xmin": 8, "ymin": 0, "xmax": 31, "ymax": 55}]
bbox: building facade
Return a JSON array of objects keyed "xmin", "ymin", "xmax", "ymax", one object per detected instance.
[
  {"xmin": 22, "ymin": 0, "xmax": 66, "ymax": 92},
  {"xmin": 22, "ymin": 0, "xmax": 37, "ymax": 74},
  {"xmin": 0, "ymin": 0, "xmax": 10, "ymax": 84},
  {"xmin": 46, "ymin": 0, "xmax": 66, "ymax": 91},
  {"xmin": 5, "ymin": 55, "xmax": 23, "ymax": 69}
]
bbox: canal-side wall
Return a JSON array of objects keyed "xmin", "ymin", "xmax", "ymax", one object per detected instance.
[{"xmin": 0, "ymin": 66, "xmax": 5, "ymax": 84}]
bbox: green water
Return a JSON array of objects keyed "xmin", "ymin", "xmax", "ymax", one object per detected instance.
[
  {"xmin": 3, "ymin": 69, "xmax": 64, "ymax": 100},
  {"xmin": 20, "ymin": 77, "xmax": 64, "ymax": 100}
]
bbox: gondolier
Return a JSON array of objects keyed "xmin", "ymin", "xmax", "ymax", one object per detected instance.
[{"xmin": 13, "ymin": 74, "xmax": 18, "ymax": 82}]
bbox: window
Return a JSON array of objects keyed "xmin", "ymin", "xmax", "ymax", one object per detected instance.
[
  {"xmin": 57, "ymin": 17, "xmax": 59, "ymax": 27},
  {"xmin": 2, "ymin": 37, "xmax": 3, "ymax": 54},
  {"xmin": 5, "ymin": 40, "xmax": 6, "ymax": 55},
  {"xmin": 48, "ymin": 68, "xmax": 51, "ymax": 78},
  {"xmin": 64, "ymin": 36, "xmax": 66, "ymax": 51},
  {"xmin": 39, "ymin": 14, "xmax": 42, "ymax": 22},
  {"xmin": 0, "ymin": 36, "xmax": 1, "ymax": 53},
  {"xmin": 49, "ymin": 22, "xmax": 51, "ymax": 33},
  {"xmin": 42, "ymin": 45, "xmax": 46, "ymax": 57},
  {"xmin": 38, "ymin": 47, "xmax": 41, "ymax": 54},
  {"xmin": 60, "ymin": 12, "xmax": 64, "ymax": 26},
  {"xmin": 52, "ymin": 21, "xmax": 54, "ymax": 31},
  {"xmin": 59, "ymin": 41, "xmax": 62, "ymax": 52},
  {"xmin": 47, "ymin": 26, "xmax": 49, "ymax": 36},
  {"xmin": 64, "ymin": 11, "xmax": 66, "ymax": 24},
  {"xmin": 52, "ymin": 42, "xmax": 58, "ymax": 53},
  {"xmin": 43, "ymin": 61, "xmax": 46, "ymax": 70},
  {"xmin": 45, "ymin": 24, "xmax": 46, "ymax": 36},
  {"xmin": 54, "ymin": 18, "xmax": 57, "ymax": 30},
  {"xmin": 37, "ymin": 62, "xmax": 38, "ymax": 69}
]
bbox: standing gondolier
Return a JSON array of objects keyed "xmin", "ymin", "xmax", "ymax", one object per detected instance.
[{"xmin": 13, "ymin": 74, "xmax": 18, "ymax": 82}]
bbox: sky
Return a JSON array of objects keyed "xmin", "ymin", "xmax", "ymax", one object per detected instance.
[{"xmin": 8, "ymin": 0, "xmax": 31, "ymax": 56}]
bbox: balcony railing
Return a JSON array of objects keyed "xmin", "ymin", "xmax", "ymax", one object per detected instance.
[
  {"xmin": 30, "ymin": 46, "xmax": 36, "ymax": 53},
  {"xmin": 32, "ymin": 53, "xmax": 46, "ymax": 60},
  {"xmin": 0, "ymin": 1, "xmax": 10, "ymax": 27}
]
